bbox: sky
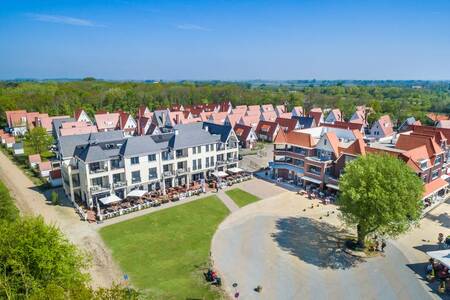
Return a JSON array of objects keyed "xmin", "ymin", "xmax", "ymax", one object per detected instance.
[{"xmin": 1, "ymin": 0, "xmax": 450, "ymax": 80}]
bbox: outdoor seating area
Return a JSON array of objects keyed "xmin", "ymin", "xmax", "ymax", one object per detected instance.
[
  {"xmin": 96, "ymin": 181, "xmax": 205, "ymax": 221},
  {"xmin": 208, "ymin": 168, "xmax": 252, "ymax": 189},
  {"xmin": 425, "ymin": 248, "xmax": 450, "ymax": 294}
]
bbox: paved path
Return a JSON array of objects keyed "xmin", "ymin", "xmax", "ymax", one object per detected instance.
[
  {"xmin": 217, "ymin": 189, "xmax": 239, "ymax": 212},
  {"xmin": 0, "ymin": 151, "xmax": 122, "ymax": 288},
  {"xmin": 211, "ymin": 191, "xmax": 434, "ymax": 300}
]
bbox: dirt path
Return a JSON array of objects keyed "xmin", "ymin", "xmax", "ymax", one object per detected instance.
[{"xmin": 0, "ymin": 151, "xmax": 122, "ymax": 288}]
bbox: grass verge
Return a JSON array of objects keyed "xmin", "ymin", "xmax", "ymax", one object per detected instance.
[{"xmin": 225, "ymin": 188, "xmax": 261, "ymax": 207}]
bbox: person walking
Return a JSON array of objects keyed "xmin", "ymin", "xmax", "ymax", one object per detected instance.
[{"xmin": 381, "ymin": 239, "xmax": 387, "ymax": 252}]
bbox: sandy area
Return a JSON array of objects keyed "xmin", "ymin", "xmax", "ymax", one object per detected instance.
[{"xmin": 0, "ymin": 151, "xmax": 122, "ymax": 288}]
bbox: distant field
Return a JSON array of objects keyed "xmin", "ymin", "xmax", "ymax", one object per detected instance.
[
  {"xmin": 225, "ymin": 188, "xmax": 261, "ymax": 207},
  {"xmin": 100, "ymin": 196, "xmax": 229, "ymax": 299}
]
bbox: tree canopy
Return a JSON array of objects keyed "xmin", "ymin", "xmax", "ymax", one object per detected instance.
[
  {"xmin": 337, "ymin": 154, "xmax": 424, "ymax": 247},
  {"xmin": 24, "ymin": 127, "xmax": 53, "ymax": 155}
]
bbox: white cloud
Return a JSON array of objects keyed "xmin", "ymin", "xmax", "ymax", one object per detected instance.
[
  {"xmin": 176, "ymin": 24, "xmax": 210, "ymax": 31},
  {"xmin": 26, "ymin": 13, "xmax": 104, "ymax": 27}
]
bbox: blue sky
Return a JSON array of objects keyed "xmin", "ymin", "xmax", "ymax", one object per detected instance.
[{"xmin": 1, "ymin": 0, "xmax": 449, "ymax": 80}]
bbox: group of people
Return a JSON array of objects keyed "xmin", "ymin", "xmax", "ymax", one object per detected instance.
[
  {"xmin": 426, "ymin": 257, "xmax": 449, "ymax": 293},
  {"xmin": 371, "ymin": 236, "xmax": 387, "ymax": 252}
]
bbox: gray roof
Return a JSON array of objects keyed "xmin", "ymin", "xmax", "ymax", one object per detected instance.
[
  {"xmin": 120, "ymin": 135, "xmax": 168, "ymax": 157},
  {"xmin": 169, "ymin": 122, "xmax": 219, "ymax": 149},
  {"xmin": 58, "ymin": 122, "xmax": 233, "ymax": 162},
  {"xmin": 58, "ymin": 131, "xmax": 124, "ymax": 159}
]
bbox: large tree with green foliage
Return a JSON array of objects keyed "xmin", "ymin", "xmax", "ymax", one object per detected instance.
[
  {"xmin": 24, "ymin": 126, "xmax": 53, "ymax": 155},
  {"xmin": 0, "ymin": 217, "xmax": 140, "ymax": 299},
  {"xmin": 338, "ymin": 154, "xmax": 424, "ymax": 248}
]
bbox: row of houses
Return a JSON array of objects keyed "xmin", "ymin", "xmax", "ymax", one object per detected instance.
[
  {"xmin": 271, "ymin": 123, "xmax": 450, "ymax": 212},
  {"xmin": 57, "ymin": 122, "xmax": 240, "ymax": 208}
]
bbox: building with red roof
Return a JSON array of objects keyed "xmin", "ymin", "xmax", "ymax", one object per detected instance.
[
  {"xmin": 275, "ymin": 117, "xmax": 299, "ymax": 133},
  {"xmin": 255, "ymin": 121, "xmax": 280, "ymax": 142},
  {"xmin": 369, "ymin": 114, "xmax": 394, "ymax": 140},
  {"xmin": 234, "ymin": 124, "xmax": 258, "ymax": 149}
]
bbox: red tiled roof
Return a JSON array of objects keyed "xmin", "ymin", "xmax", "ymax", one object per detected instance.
[
  {"xmin": 423, "ymin": 178, "xmax": 449, "ymax": 199},
  {"xmin": 426, "ymin": 113, "xmax": 449, "ymax": 122},
  {"xmin": 38, "ymin": 161, "xmax": 52, "ymax": 172},
  {"xmin": 342, "ymin": 138, "xmax": 366, "ymax": 156},
  {"xmin": 324, "ymin": 131, "xmax": 340, "ymax": 156},
  {"xmin": 411, "ymin": 125, "xmax": 450, "ymax": 142},
  {"xmin": 255, "ymin": 120, "xmax": 279, "ymax": 138},
  {"xmin": 309, "ymin": 111, "xmax": 323, "ymax": 126},
  {"xmin": 233, "ymin": 124, "xmax": 253, "ymax": 142},
  {"xmin": 396, "ymin": 134, "xmax": 443, "ymax": 158},
  {"xmin": 275, "ymin": 130, "xmax": 316, "ymax": 148},
  {"xmin": 324, "ymin": 121, "xmax": 364, "ymax": 131},
  {"xmin": 275, "ymin": 117, "xmax": 297, "ymax": 132},
  {"xmin": 28, "ymin": 154, "xmax": 42, "ymax": 164}
]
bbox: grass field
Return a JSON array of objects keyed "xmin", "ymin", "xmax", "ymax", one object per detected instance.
[
  {"xmin": 225, "ymin": 188, "xmax": 261, "ymax": 207},
  {"xmin": 100, "ymin": 196, "xmax": 229, "ymax": 299}
]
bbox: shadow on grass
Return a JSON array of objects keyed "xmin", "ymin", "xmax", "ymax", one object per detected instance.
[{"xmin": 271, "ymin": 216, "xmax": 363, "ymax": 270}]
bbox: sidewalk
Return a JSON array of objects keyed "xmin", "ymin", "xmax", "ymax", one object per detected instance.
[{"xmin": 217, "ymin": 189, "xmax": 239, "ymax": 212}]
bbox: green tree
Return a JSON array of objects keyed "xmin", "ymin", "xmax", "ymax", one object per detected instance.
[
  {"xmin": 337, "ymin": 154, "xmax": 423, "ymax": 248},
  {"xmin": 24, "ymin": 127, "xmax": 53, "ymax": 155},
  {"xmin": 0, "ymin": 217, "xmax": 90, "ymax": 298}
]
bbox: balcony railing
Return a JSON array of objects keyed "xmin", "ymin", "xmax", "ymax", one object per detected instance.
[
  {"xmin": 163, "ymin": 170, "xmax": 174, "ymax": 177},
  {"xmin": 324, "ymin": 174, "xmax": 339, "ymax": 185},
  {"xmin": 176, "ymin": 167, "xmax": 190, "ymax": 175},
  {"xmin": 216, "ymin": 160, "xmax": 226, "ymax": 165},
  {"xmin": 89, "ymin": 167, "xmax": 108, "ymax": 174},
  {"xmin": 162, "ymin": 153, "xmax": 174, "ymax": 161},
  {"xmin": 306, "ymin": 156, "xmax": 332, "ymax": 163},
  {"xmin": 90, "ymin": 184, "xmax": 110, "ymax": 194},
  {"xmin": 113, "ymin": 181, "xmax": 127, "ymax": 188}
]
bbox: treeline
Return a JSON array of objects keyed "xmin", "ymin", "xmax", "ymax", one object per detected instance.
[{"xmin": 0, "ymin": 80, "xmax": 449, "ymax": 126}]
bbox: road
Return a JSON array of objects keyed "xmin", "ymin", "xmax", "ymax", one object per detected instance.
[
  {"xmin": 211, "ymin": 190, "xmax": 436, "ymax": 300},
  {"xmin": 0, "ymin": 151, "xmax": 122, "ymax": 288}
]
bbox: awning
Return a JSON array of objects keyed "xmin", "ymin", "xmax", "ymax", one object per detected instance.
[
  {"xmin": 213, "ymin": 171, "xmax": 228, "ymax": 178},
  {"xmin": 99, "ymin": 194, "xmax": 122, "ymax": 205},
  {"xmin": 427, "ymin": 250, "xmax": 450, "ymax": 268},
  {"xmin": 127, "ymin": 190, "xmax": 147, "ymax": 198},
  {"xmin": 326, "ymin": 183, "xmax": 340, "ymax": 190},
  {"xmin": 301, "ymin": 176, "xmax": 322, "ymax": 185},
  {"xmin": 227, "ymin": 167, "xmax": 244, "ymax": 174},
  {"xmin": 423, "ymin": 178, "xmax": 449, "ymax": 199}
]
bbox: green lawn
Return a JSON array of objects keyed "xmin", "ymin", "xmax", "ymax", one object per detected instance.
[
  {"xmin": 99, "ymin": 196, "xmax": 229, "ymax": 299},
  {"xmin": 225, "ymin": 188, "xmax": 261, "ymax": 207}
]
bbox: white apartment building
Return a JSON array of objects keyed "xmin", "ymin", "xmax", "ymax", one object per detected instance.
[{"xmin": 58, "ymin": 122, "xmax": 239, "ymax": 208}]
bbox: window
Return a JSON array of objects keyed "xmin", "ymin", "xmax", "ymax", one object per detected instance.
[
  {"xmin": 432, "ymin": 169, "xmax": 439, "ymax": 180},
  {"xmin": 192, "ymin": 147, "xmax": 197, "ymax": 154},
  {"xmin": 210, "ymin": 144, "xmax": 215, "ymax": 151},
  {"xmin": 197, "ymin": 158, "xmax": 202, "ymax": 169},
  {"xmin": 192, "ymin": 159, "xmax": 197, "ymax": 170},
  {"xmin": 131, "ymin": 157, "xmax": 139, "ymax": 165},
  {"xmin": 148, "ymin": 167, "xmax": 157, "ymax": 179},
  {"xmin": 177, "ymin": 162, "xmax": 184, "ymax": 169},
  {"xmin": 435, "ymin": 155, "xmax": 442, "ymax": 165},
  {"xmin": 148, "ymin": 154, "xmax": 156, "ymax": 161},
  {"xmin": 206, "ymin": 157, "xmax": 210, "ymax": 168},
  {"xmin": 197, "ymin": 146, "xmax": 201, "ymax": 153},
  {"xmin": 324, "ymin": 139, "xmax": 327, "ymax": 145},
  {"xmin": 131, "ymin": 171, "xmax": 141, "ymax": 184},
  {"xmin": 206, "ymin": 144, "xmax": 209, "ymax": 152},
  {"xmin": 210, "ymin": 156, "xmax": 215, "ymax": 167}
]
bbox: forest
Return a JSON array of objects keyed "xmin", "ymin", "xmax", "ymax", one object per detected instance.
[{"xmin": 0, "ymin": 79, "xmax": 449, "ymax": 127}]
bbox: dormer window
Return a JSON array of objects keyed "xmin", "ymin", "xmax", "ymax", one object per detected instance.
[{"xmin": 419, "ymin": 159, "xmax": 428, "ymax": 170}]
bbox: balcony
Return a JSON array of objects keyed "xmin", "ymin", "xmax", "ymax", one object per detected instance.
[
  {"xmin": 90, "ymin": 185, "xmax": 110, "ymax": 194},
  {"xmin": 113, "ymin": 181, "xmax": 127, "ymax": 189},
  {"xmin": 162, "ymin": 153, "xmax": 174, "ymax": 161},
  {"xmin": 176, "ymin": 167, "xmax": 190, "ymax": 175},
  {"xmin": 227, "ymin": 157, "xmax": 239, "ymax": 163},
  {"xmin": 324, "ymin": 174, "xmax": 339, "ymax": 185},
  {"xmin": 305, "ymin": 156, "xmax": 332, "ymax": 163},
  {"xmin": 216, "ymin": 160, "xmax": 226, "ymax": 166},
  {"xmin": 163, "ymin": 170, "xmax": 175, "ymax": 177}
]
